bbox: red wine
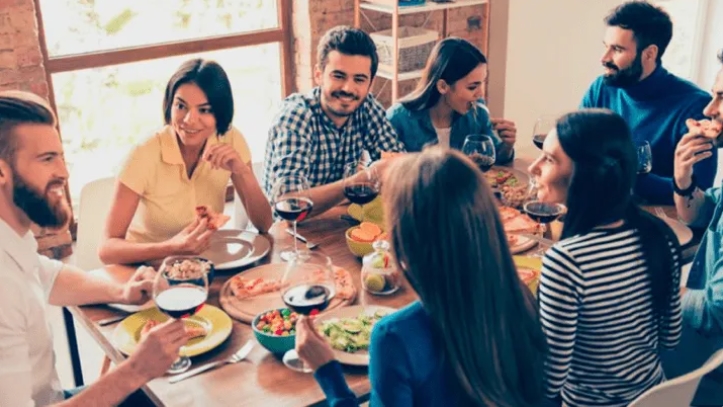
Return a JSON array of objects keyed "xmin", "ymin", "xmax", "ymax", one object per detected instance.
[
  {"xmin": 533, "ymin": 134, "xmax": 546, "ymax": 149},
  {"xmin": 275, "ymin": 197, "xmax": 313, "ymax": 222},
  {"xmin": 282, "ymin": 284, "xmax": 333, "ymax": 315},
  {"xmin": 469, "ymin": 153, "xmax": 495, "ymax": 172},
  {"xmin": 344, "ymin": 183, "xmax": 379, "ymax": 205},
  {"xmin": 523, "ymin": 201, "xmax": 565, "ymax": 224},
  {"xmin": 155, "ymin": 285, "xmax": 207, "ymax": 319}
]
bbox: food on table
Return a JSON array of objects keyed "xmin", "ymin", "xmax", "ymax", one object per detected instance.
[
  {"xmin": 361, "ymin": 240, "xmax": 401, "ymax": 295},
  {"xmin": 166, "ymin": 258, "xmax": 211, "ymax": 280},
  {"xmin": 349, "ymin": 221, "xmax": 385, "ymax": 243},
  {"xmin": 319, "ymin": 310, "xmax": 388, "ymax": 353},
  {"xmin": 507, "ymin": 234, "xmax": 520, "ymax": 246},
  {"xmin": 140, "ymin": 319, "xmax": 208, "ymax": 340},
  {"xmin": 228, "ymin": 268, "xmax": 355, "ymax": 301},
  {"xmin": 255, "ymin": 308, "xmax": 299, "ymax": 336},
  {"xmin": 498, "ymin": 206, "xmax": 539, "ymax": 234},
  {"xmin": 686, "ymin": 118, "xmax": 723, "ymax": 140},
  {"xmin": 484, "ymin": 168, "xmax": 515, "ymax": 187},
  {"xmin": 195, "ymin": 205, "xmax": 231, "ymax": 230},
  {"xmin": 517, "ymin": 267, "xmax": 540, "ymax": 294}
]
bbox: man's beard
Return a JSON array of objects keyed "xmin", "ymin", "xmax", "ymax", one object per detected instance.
[
  {"xmin": 602, "ymin": 52, "xmax": 644, "ymax": 88},
  {"xmin": 12, "ymin": 172, "xmax": 69, "ymax": 228},
  {"xmin": 323, "ymin": 90, "xmax": 359, "ymax": 118}
]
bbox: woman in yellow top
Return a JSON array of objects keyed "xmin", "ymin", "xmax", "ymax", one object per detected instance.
[{"xmin": 99, "ymin": 59, "xmax": 273, "ymax": 265}]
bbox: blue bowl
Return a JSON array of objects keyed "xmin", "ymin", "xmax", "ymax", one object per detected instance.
[{"xmin": 252, "ymin": 308, "xmax": 296, "ymax": 355}]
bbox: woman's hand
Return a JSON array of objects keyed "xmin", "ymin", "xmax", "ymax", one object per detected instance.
[
  {"xmin": 167, "ymin": 217, "xmax": 214, "ymax": 255},
  {"xmin": 204, "ymin": 144, "xmax": 251, "ymax": 175},
  {"xmin": 295, "ymin": 316, "xmax": 336, "ymax": 371}
]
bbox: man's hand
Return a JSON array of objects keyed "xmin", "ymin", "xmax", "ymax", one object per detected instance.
[
  {"xmin": 127, "ymin": 319, "xmax": 188, "ymax": 382},
  {"xmin": 491, "ymin": 118, "xmax": 517, "ymax": 147},
  {"xmin": 295, "ymin": 316, "xmax": 335, "ymax": 371},
  {"xmin": 120, "ymin": 266, "xmax": 155, "ymax": 305},
  {"xmin": 674, "ymin": 123, "xmax": 714, "ymax": 189}
]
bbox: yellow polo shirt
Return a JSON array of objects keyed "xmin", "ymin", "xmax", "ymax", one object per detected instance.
[{"xmin": 118, "ymin": 125, "xmax": 252, "ymax": 244}]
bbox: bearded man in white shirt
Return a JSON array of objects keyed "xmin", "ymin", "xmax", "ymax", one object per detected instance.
[{"xmin": 0, "ymin": 91, "xmax": 188, "ymax": 407}]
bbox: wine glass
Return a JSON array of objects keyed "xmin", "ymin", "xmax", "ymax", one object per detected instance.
[
  {"xmin": 153, "ymin": 256, "xmax": 210, "ymax": 374},
  {"xmin": 343, "ymin": 162, "xmax": 380, "ymax": 223},
  {"xmin": 532, "ymin": 115, "xmax": 557, "ymax": 150},
  {"xmin": 636, "ymin": 140, "xmax": 652, "ymax": 174},
  {"xmin": 521, "ymin": 180, "xmax": 567, "ymax": 256},
  {"xmin": 279, "ymin": 252, "xmax": 336, "ymax": 373},
  {"xmin": 462, "ymin": 134, "xmax": 496, "ymax": 172},
  {"xmin": 271, "ymin": 174, "xmax": 313, "ymax": 262}
]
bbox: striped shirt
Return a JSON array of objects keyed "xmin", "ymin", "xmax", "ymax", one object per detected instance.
[{"xmin": 539, "ymin": 226, "xmax": 682, "ymax": 407}]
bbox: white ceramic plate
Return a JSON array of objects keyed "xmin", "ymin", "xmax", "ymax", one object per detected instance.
[
  {"xmin": 200, "ymin": 229, "xmax": 271, "ymax": 270},
  {"xmin": 314, "ymin": 305, "xmax": 397, "ymax": 366},
  {"xmin": 509, "ymin": 234, "xmax": 538, "ymax": 254}
]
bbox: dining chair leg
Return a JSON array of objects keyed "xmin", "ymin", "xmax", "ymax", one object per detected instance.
[
  {"xmin": 100, "ymin": 356, "xmax": 112, "ymax": 376},
  {"xmin": 63, "ymin": 307, "xmax": 84, "ymax": 386}
]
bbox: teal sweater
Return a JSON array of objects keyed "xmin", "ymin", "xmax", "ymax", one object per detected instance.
[{"xmin": 581, "ymin": 66, "xmax": 714, "ymax": 204}]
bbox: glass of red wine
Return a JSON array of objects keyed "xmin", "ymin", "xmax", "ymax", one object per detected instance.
[
  {"xmin": 279, "ymin": 252, "xmax": 336, "ymax": 373},
  {"xmin": 522, "ymin": 181, "xmax": 567, "ymax": 256},
  {"xmin": 152, "ymin": 256, "xmax": 210, "ymax": 374},
  {"xmin": 532, "ymin": 115, "xmax": 557, "ymax": 150},
  {"xmin": 462, "ymin": 134, "xmax": 496, "ymax": 172},
  {"xmin": 271, "ymin": 174, "xmax": 313, "ymax": 262},
  {"xmin": 343, "ymin": 161, "xmax": 380, "ymax": 223}
]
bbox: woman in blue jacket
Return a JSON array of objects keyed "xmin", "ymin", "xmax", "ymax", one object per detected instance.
[{"xmin": 387, "ymin": 37, "xmax": 516, "ymax": 162}]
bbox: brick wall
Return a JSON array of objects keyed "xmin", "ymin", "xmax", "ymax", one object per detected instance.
[
  {"xmin": 293, "ymin": 0, "xmax": 490, "ymax": 107},
  {"xmin": 0, "ymin": 0, "xmax": 72, "ymax": 259}
]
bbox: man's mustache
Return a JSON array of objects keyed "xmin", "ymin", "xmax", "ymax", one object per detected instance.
[
  {"xmin": 332, "ymin": 91, "xmax": 358, "ymax": 100},
  {"xmin": 602, "ymin": 62, "xmax": 619, "ymax": 71}
]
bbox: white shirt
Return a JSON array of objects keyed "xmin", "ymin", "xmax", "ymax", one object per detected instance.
[
  {"xmin": 433, "ymin": 126, "xmax": 451, "ymax": 148},
  {"xmin": 0, "ymin": 219, "xmax": 64, "ymax": 407}
]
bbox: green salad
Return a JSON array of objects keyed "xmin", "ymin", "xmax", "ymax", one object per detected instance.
[{"xmin": 319, "ymin": 310, "xmax": 388, "ymax": 353}]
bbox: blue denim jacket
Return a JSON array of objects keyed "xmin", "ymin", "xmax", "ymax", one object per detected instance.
[
  {"xmin": 386, "ymin": 100, "xmax": 513, "ymax": 163},
  {"xmin": 683, "ymin": 186, "xmax": 723, "ymax": 336}
]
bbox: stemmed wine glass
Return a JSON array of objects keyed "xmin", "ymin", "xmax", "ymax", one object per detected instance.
[
  {"xmin": 532, "ymin": 115, "xmax": 557, "ymax": 150},
  {"xmin": 462, "ymin": 134, "xmax": 496, "ymax": 172},
  {"xmin": 343, "ymin": 162, "xmax": 380, "ymax": 223},
  {"xmin": 636, "ymin": 140, "xmax": 653, "ymax": 174},
  {"xmin": 271, "ymin": 174, "xmax": 314, "ymax": 262},
  {"xmin": 153, "ymin": 256, "xmax": 210, "ymax": 374},
  {"xmin": 521, "ymin": 180, "xmax": 567, "ymax": 257},
  {"xmin": 279, "ymin": 252, "xmax": 336, "ymax": 373}
]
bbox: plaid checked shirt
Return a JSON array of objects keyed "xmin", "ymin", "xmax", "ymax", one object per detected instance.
[{"xmin": 262, "ymin": 87, "xmax": 405, "ymax": 195}]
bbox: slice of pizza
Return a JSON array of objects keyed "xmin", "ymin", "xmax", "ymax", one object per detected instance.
[
  {"xmin": 686, "ymin": 118, "xmax": 723, "ymax": 140},
  {"xmin": 140, "ymin": 319, "xmax": 208, "ymax": 340},
  {"xmin": 503, "ymin": 213, "xmax": 539, "ymax": 235},
  {"xmin": 195, "ymin": 205, "xmax": 231, "ymax": 230},
  {"xmin": 229, "ymin": 276, "xmax": 281, "ymax": 299},
  {"xmin": 506, "ymin": 233, "xmax": 520, "ymax": 247}
]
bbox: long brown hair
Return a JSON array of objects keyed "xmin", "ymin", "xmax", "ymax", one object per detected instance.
[{"xmin": 382, "ymin": 148, "xmax": 546, "ymax": 407}]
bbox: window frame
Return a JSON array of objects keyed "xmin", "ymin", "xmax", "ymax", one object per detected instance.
[{"xmin": 33, "ymin": 0, "xmax": 294, "ymax": 236}]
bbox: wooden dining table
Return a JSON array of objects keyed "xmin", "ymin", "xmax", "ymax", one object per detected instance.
[{"xmin": 68, "ymin": 158, "xmax": 702, "ymax": 406}]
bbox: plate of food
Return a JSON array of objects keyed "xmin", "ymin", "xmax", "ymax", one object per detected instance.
[
  {"xmin": 498, "ymin": 205, "xmax": 540, "ymax": 235},
  {"xmin": 513, "ymin": 255, "xmax": 542, "ymax": 296},
  {"xmin": 218, "ymin": 264, "xmax": 357, "ymax": 324},
  {"xmin": 485, "ymin": 167, "xmax": 530, "ymax": 208},
  {"xmin": 507, "ymin": 233, "xmax": 538, "ymax": 254},
  {"xmin": 315, "ymin": 305, "xmax": 397, "ymax": 366},
  {"xmin": 200, "ymin": 229, "xmax": 271, "ymax": 271},
  {"xmin": 111, "ymin": 304, "xmax": 232, "ymax": 357}
]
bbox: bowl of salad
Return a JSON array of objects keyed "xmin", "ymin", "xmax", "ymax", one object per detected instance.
[{"xmin": 252, "ymin": 308, "xmax": 299, "ymax": 355}]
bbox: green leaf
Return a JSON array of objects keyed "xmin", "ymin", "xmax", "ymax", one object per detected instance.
[{"xmin": 104, "ymin": 9, "xmax": 136, "ymax": 35}]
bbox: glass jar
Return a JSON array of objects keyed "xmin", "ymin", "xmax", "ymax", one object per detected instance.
[{"xmin": 361, "ymin": 240, "xmax": 400, "ymax": 295}]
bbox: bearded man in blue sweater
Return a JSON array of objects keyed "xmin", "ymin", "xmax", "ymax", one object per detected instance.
[{"xmin": 581, "ymin": 1, "xmax": 714, "ymax": 204}]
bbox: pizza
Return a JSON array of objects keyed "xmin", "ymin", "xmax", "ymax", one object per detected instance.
[
  {"xmin": 140, "ymin": 319, "xmax": 208, "ymax": 340},
  {"xmin": 498, "ymin": 206, "xmax": 539, "ymax": 234},
  {"xmin": 517, "ymin": 267, "xmax": 539, "ymax": 286},
  {"xmin": 506, "ymin": 233, "xmax": 520, "ymax": 247},
  {"xmin": 686, "ymin": 118, "xmax": 723, "ymax": 140},
  {"xmin": 228, "ymin": 267, "xmax": 356, "ymax": 301},
  {"xmin": 195, "ymin": 205, "xmax": 231, "ymax": 230},
  {"xmin": 484, "ymin": 168, "xmax": 514, "ymax": 187}
]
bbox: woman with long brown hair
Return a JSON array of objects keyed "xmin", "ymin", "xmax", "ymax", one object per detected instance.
[{"xmin": 295, "ymin": 148, "xmax": 547, "ymax": 406}]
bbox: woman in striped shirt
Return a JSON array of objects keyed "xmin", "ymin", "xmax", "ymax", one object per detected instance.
[{"xmin": 529, "ymin": 109, "xmax": 682, "ymax": 407}]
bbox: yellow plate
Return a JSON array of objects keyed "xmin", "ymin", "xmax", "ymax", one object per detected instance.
[
  {"xmin": 112, "ymin": 304, "xmax": 233, "ymax": 358},
  {"xmin": 348, "ymin": 195, "xmax": 385, "ymax": 226},
  {"xmin": 513, "ymin": 255, "xmax": 542, "ymax": 296}
]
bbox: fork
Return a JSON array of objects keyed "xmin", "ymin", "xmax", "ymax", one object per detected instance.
[
  {"xmin": 285, "ymin": 229, "xmax": 319, "ymax": 249},
  {"xmin": 169, "ymin": 340, "xmax": 255, "ymax": 384}
]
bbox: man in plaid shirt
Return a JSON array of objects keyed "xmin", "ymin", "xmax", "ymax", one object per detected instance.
[{"xmin": 262, "ymin": 26, "xmax": 405, "ymax": 216}]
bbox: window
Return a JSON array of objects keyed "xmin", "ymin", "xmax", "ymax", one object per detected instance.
[
  {"xmin": 35, "ymin": 0, "xmax": 293, "ymax": 207},
  {"xmin": 654, "ymin": 0, "xmax": 708, "ymax": 81}
]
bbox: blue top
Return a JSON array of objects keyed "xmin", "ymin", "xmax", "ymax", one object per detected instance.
[
  {"xmin": 683, "ymin": 186, "xmax": 723, "ymax": 337},
  {"xmin": 386, "ymin": 101, "xmax": 513, "ymax": 163},
  {"xmin": 581, "ymin": 66, "xmax": 714, "ymax": 204},
  {"xmin": 313, "ymin": 301, "xmax": 460, "ymax": 406}
]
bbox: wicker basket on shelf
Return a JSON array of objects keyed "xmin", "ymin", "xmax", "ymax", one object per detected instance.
[{"xmin": 370, "ymin": 26, "xmax": 438, "ymax": 73}]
